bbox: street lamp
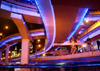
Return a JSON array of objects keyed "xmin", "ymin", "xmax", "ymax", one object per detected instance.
[
  {"xmin": 85, "ymin": 20, "xmax": 89, "ymax": 23},
  {"xmin": 37, "ymin": 39, "xmax": 40, "ymax": 42},
  {"xmin": 5, "ymin": 26, "xmax": 8, "ymax": 29},
  {"xmin": 0, "ymin": 33, "xmax": 2, "ymax": 36},
  {"xmin": 43, "ymin": 53, "xmax": 46, "ymax": 57},
  {"xmin": 38, "ymin": 44, "xmax": 41, "ymax": 47}
]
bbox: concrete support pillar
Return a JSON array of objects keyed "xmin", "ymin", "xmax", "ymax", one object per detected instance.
[
  {"xmin": 5, "ymin": 45, "xmax": 10, "ymax": 64},
  {"xmin": 11, "ymin": 13, "xmax": 32, "ymax": 40},
  {"xmin": 11, "ymin": 13, "xmax": 32, "ymax": 64},
  {"xmin": 21, "ymin": 39, "xmax": 30, "ymax": 64},
  {"xmin": 60, "ymin": 68, "xmax": 65, "ymax": 71},
  {"xmin": 0, "ymin": 50, "xmax": 2, "ymax": 63}
]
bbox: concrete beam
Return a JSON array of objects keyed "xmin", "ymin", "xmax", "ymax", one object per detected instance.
[
  {"xmin": 78, "ymin": 21, "xmax": 100, "ymax": 39},
  {"xmin": 11, "ymin": 13, "xmax": 32, "ymax": 41},
  {"xmin": 2, "ymin": 0, "xmax": 37, "ymax": 9},
  {"xmin": 54, "ymin": 41, "xmax": 87, "ymax": 46},
  {"xmin": 31, "ymin": 51, "xmax": 100, "ymax": 61},
  {"xmin": 1, "ymin": 1, "xmax": 40, "ymax": 17},
  {"xmin": 0, "ymin": 29, "xmax": 44, "ymax": 48}
]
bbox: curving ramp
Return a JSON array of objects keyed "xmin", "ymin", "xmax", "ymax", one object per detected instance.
[
  {"xmin": 35, "ymin": 0, "xmax": 88, "ymax": 53},
  {"xmin": 34, "ymin": 0, "xmax": 56, "ymax": 55},
  {"xmin": 0, "ymin": 29, "xmax": 45, "ymax": 48}
]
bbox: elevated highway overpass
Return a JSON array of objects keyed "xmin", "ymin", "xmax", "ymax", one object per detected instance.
[{"xmin": 0, "ymin": 0, "xmax": 100, "ymax": 68}]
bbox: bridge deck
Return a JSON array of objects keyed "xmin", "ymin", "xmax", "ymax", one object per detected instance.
[{"xmin": 31, "ymin": 50, "xmax": 100, "ymax": 61}]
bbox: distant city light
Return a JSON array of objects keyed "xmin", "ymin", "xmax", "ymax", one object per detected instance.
[
  {"xmin": 43, "ymin": 53, "xmax": 45, "ymax": 56},
  {"xmin": 2, "ymin": 53, "xmax": 4, "ymax": 55},
  {"xmin": 9, "ymin": 51, "xmax": 11, "ymax": 53},
  {"xmin": 3, "ymin": 57, "xmax": 5, "ymax": 59},
  {"xmin": 86, "ymin": 20, "xmax": 89, "ymax": 23},
  {"xmin": 31, "ymin": 51, "xmax": 33, "ymax": 53},
  {"xmin": 5, "ymin": 26, "xmax": 8, "ymax": 29},
  {"xmin": 0, "ymin": 33, "xmax": 2, "ymax": 36},
  {"xmin": 37, "ymin": 39, "xmax": 40, "ymax": 42},
  {"xmin": 8, "ymin": 56, "xmax": 10, "ymax": 58},
  {"xmin": 17, "ymin": 53, "xmax": 20, "ymax": 57},
  {"xmin": 17, "ymin": 54, "xmax": 19, "ymax": 57},
  {"xmin": 82, "ymin": 44, "xmax": 86, "ymax": 47},
  {"xmin": 38, "ymin": 44, "xmax": 41, "ymax": 47}
]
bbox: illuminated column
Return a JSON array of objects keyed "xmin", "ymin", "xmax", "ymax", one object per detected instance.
[
  {"xmin": 5, "ymin": 45, "xmax": 10, "ymax": 64},
  {"xmin": 21, "ymin": 39, "xmax": 30, "ymax": 64},
  {"xmin": 11, "ymin": 13, "xmax": 32, "ymax": 41},
  {"xmin": 11, "ymin": 12, "xmax": 32, "ymax": 64},
  {"xmin": 0, "ymin": 50, "xmax": 2, "ymax": 63}
]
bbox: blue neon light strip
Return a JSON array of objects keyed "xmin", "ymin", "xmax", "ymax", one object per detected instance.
[
  {"xmin": 30, "ymin": 0, "xmax": 56, "ymax": 56},
  {"xmin": 78, "ymin": 47, "xmax": 86, "ymax": 51},
  {"xmin": 0, "ymin": 35, "xmax": 21, "ymax": 47},
  {"xmin": 1, "ymin": 63, "xmax": 100, "ymax": 68},
  {"xmin": 67, "ymin": 8, "xmax": 88, "ymax": 40},
  {"xmin": 0, "ymin": 32, "xmax": 44, "ymax": 47},
  {"xmin": 11, "ymin": 42, "xmax": 18, "ymax": 46}
]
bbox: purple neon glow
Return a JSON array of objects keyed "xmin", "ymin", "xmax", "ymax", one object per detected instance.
[
  {"xmin": 84, "ymin": 15, "xmax": 100, "ymax": 21},
  {"xmin": 0, "ymin": 32, "xmax": 44, "ymax": 47},
  {"xmin": 30, "ymin": 31, "xmax": 44, "ymax": 36},
  {"xmin": 4, "ymin": 42, "xmax": 18, "ymax": 50},
  {"xmin": 67, "ymin": 8, "xmax": 88, "ymax": 40},
  {"xmin": 30, "ymin": 0, "xmax": 56, "ymax": 57},
  {"xmin": 79, "ymin": 26, "xmax": 100, "ymax": 41},
  {"xmin": 80, "ymin": 30, "xmax": 100, "ymax": 41},
  {"xmin": 1, "ymin": 1, "xmax": 40, "ymax": 17},
  {"xmin": 0, "ymin": 35, "xmax": 21, "ymax": 47}
]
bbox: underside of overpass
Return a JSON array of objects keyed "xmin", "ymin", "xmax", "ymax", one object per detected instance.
[{"xmin": 0, "ymin": 0, "xmax": 100, "ymax": 69}]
